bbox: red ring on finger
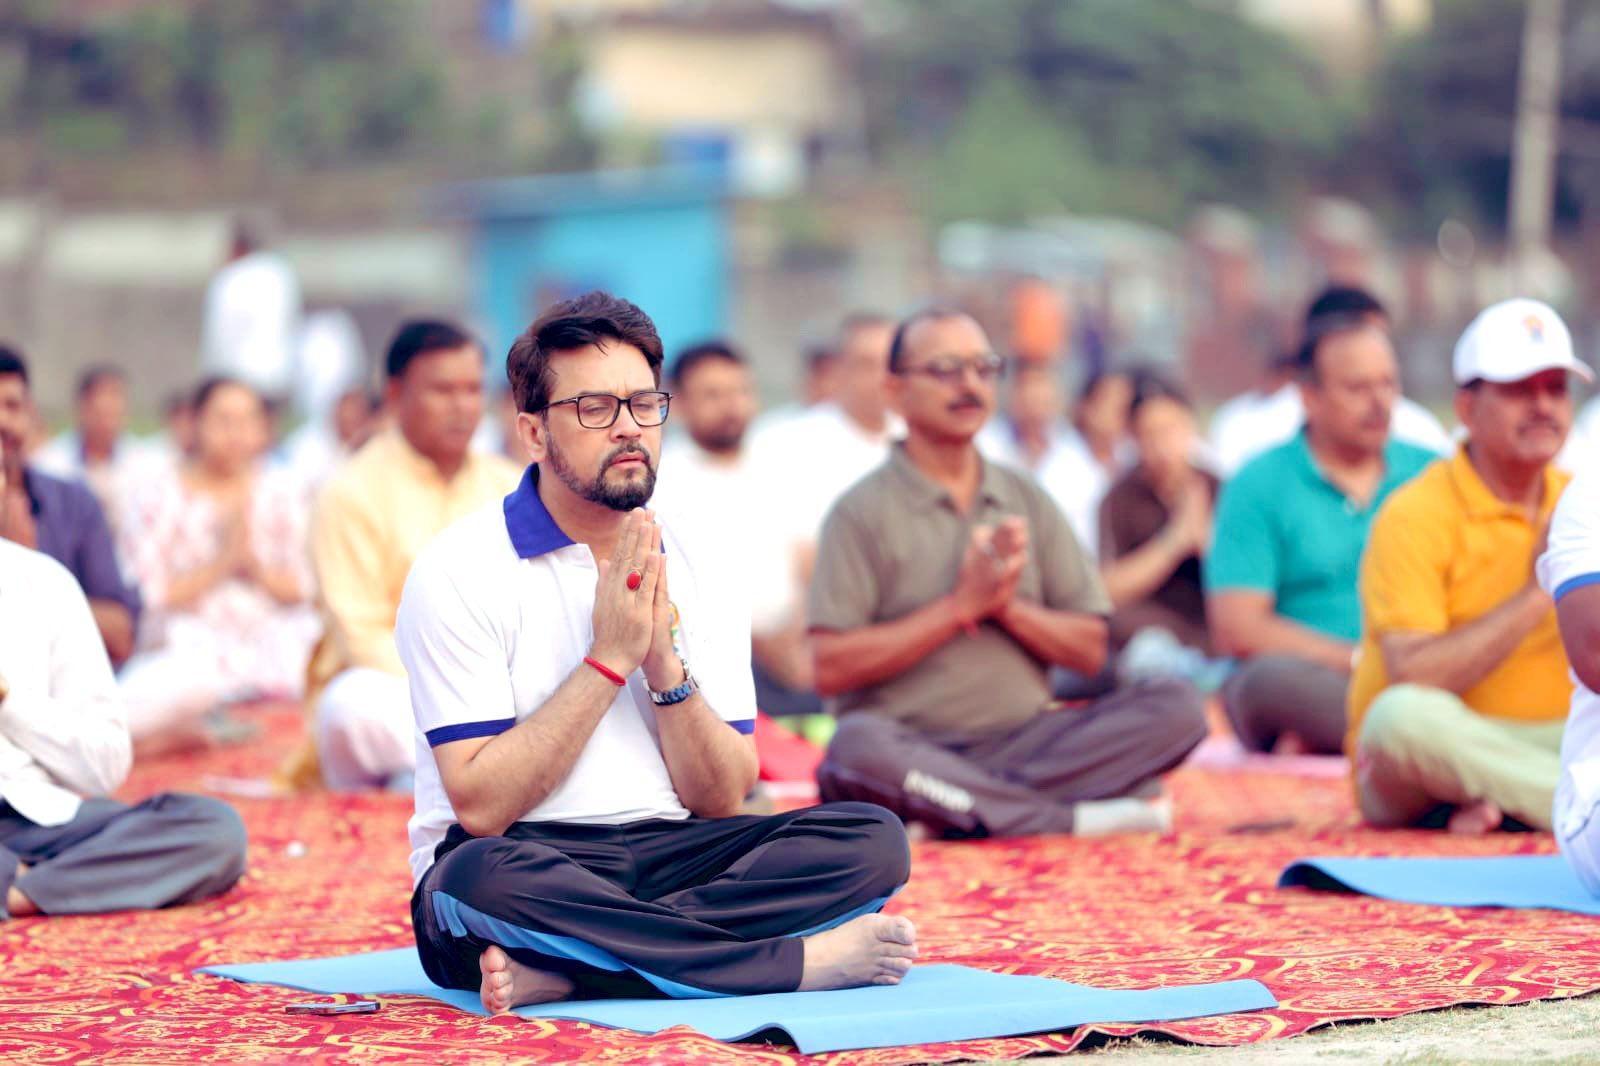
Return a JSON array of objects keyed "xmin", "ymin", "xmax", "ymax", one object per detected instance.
[{"xmin": 626, "ymin": 569, "xmax": 643, "ymax": 591}]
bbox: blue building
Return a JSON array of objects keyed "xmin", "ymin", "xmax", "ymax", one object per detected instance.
[{"xmin": 432, "ymin": 166, "xmax": 730, "ymax": 369}]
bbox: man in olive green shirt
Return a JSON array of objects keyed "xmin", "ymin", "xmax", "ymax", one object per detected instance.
[{"xmin": 808, "ymin": 309, "xmax": 1205, "ymax": 838}]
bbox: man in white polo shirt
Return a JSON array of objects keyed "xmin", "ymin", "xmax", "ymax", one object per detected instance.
[
  {"xmin": 1540, "ymin": 463, "xmax": 1600, "ymax": 894},
  {"xmin": 397, "ymin": 292, "xmax": 915, "ymax": 1014}
]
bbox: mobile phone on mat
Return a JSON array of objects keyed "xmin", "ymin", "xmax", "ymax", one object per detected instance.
[{"xmin": 285, "ymin": 1000, "xmax": 380, "ymax": 1015}]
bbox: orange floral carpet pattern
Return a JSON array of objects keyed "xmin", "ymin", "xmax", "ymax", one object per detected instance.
[{"xmin": 5, "ymin": 704, "xmax": 1600, "ymax": 1065}]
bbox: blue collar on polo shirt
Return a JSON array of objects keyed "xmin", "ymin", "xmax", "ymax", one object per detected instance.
[{"xmin": 503, "ymin": 465, "xmax": 577, "ymax": 559}]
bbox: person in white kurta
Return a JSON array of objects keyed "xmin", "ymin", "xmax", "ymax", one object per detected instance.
[
  {"xmin": 0, "ymin": 438, "xmax": 245, "ymax": 919},
  {"xmin": 201, "ymin": 222, "xmax": 302, "ymax": 401}
]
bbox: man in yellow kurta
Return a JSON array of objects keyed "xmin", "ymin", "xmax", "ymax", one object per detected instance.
[
  {"xmin": 1350, "ymin": 299, "xmax": 1590, "ymax": 833},
  {"xmin": 284, "ymin": 320, "xmax": 520, "ymax": 791}
]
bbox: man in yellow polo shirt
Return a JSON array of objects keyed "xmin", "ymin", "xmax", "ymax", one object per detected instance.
[{"xmin": 1350, "ymin": 298, "xmax": 1590, "ymax": 833}]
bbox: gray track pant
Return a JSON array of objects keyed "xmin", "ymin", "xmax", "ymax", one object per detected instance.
[
  {"xmin": 816, "ymin": 679, "xmax": 1207, "ymax": 837},
  {"xmin": 0, "ymin": 792, "xmax": 247, "ymax": 918}
]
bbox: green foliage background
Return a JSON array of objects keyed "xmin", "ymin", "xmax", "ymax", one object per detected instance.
[{"xmin": 4, "ymin": 0, "xmax": 1598, "ymax": 239}]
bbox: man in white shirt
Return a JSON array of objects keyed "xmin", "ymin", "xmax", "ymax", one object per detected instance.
[
  {"xmin": 748, "ymin": 313, "xmax": 900, "ymax": 547},
  {"xmin": 975, "ymin": 364, "xmax": 1099, "ymax": 548},
  {"xmin": 1540, "ymin": 464, "xmax": 1600, "ymax": 894},
  {"xmin": 649, "ymin": 340, "xmax": 759, "ymax": 546},
  {"xmin": 31, "ymin": 365, "xmax": 157, "ymax": 539},
  {"xmin": 201, "ymin": 218, "xmax": 302, "ymax": 402},
  {"xmin": 1208, "ymin": 286, "xmax": 1453, "ymax": 477},
  {"xmin": 398, "ymin": 292, "xmax": 914, "ymax": 1014},
  {"xmin": 0, "ymin": 437, "xmax": 246, "ymax": 920},
  {"xmin": 743, "ymin": 314, "xmax": 902, "ymax": 713},
  {"xmin": 650, "ymin": 341, "xmax": 807, "ymax": 713}
]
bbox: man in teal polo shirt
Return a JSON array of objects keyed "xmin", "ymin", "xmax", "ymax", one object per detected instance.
[{"xmin": 1206, "ymin": 309, "xmax": 1435, "ymax": 754}]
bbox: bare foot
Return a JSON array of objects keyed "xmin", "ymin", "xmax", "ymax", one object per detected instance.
[
  {"xmin": 478, "ymin": 944, "xmax": 573, "ymax": 1015},
  {"xmin": 6, "ymin": 863, "xmax": 38, "ymax": 919},
  {"xmin": 798, "ymin": 913, "xmax": 918, "ymax": 991},
  {"xmin": 1447, "ymin": 800, "xmax": 1503, "ymax": 836}
]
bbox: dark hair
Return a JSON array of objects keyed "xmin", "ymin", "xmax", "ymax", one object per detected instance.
[
  {"xmin": 0, "ymin": 344, "xmax": 28, "ymax": 387},
  {"xmin": 887, "ymin": 306, "xmax": 968, "ymax": 372},
  {"xmin": 338, "ymin": 384, "xmax": 384, "ymax": 414},
  {"xmin": 1076, "ymin": 366, "xmax": 1130, "ymax": 406},
  {"xmin": 1295, "ymin": 310, "xmax": 1374, "ymax": 379},
  {"xmin": 76, "ymin": 364, "xmax": 125, "ymax": 401},
  {"xmin": 804, "ymin": 341, "xmax": 837, "ymax": 371},
  {"xmin": 839, "ymin": 310, "xmax": 891, "ymax": 342},
  {"xmin": 384, "ymin": 319, "xmax": 478, "ymax": 381},
  {"xmin": 1305, "ymin": 285, "xmax": 1387, "ymax": 326},
  {"xmin": 507, "ymin": 291, "xmax": 664, "ymax": 414},
  {"xmin": 163, "ymin": 388, "xmax": 193, "ymax": 417},
  {"xmin": 192, "ymin": 376, "xmax": 262, "ymax": 415},
  {"xmin": 230, "ymin": 215, "xmax": 265, "ymax": 256},
  {"xmin": 671, "ymin": 340, "xmax": 745, "ymax": 389},
  {"xmin": 1128, "ymin": 368, "xmax": 1191, "ymax": 416}
]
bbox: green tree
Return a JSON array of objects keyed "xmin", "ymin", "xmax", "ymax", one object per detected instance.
[
  {"xmin": 1362, "ymin": 0, "xmax": 1600, "ymax": 240},
  {"xmin": 1, "ymin": 0, "xmax": 464, "ymax": 167},
  {"xmin": 865, "ymin": 0, "xmax": 1348, "ymax": 226}
]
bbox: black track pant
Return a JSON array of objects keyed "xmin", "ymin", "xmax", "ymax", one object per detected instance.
[{"xmin": 412, "ymin": 801, "xmax": 909, "ymax": 998}]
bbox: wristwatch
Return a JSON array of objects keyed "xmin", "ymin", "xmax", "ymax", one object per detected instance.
[{"xmin": 648, "ymin": 662, "xmax": 699, "ymax": 706}]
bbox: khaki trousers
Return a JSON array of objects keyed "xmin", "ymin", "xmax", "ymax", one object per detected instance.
[{"xmin": 1355, "ymin": 683, "xmax": 1564, "ymax": 830}]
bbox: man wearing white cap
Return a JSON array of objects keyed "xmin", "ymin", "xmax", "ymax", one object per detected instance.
[{"xmin": 1348, "ymin": 298, "xmax": 1590, "ymax": 833}]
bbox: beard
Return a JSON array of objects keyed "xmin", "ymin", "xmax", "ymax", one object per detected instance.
[
  {"xmin": 548, "ymin": 436, "xmax": 657, "ymax": 512},
  {"xmin": 692, "ymin": 422, "xmax": 746, "ymax": 455}
]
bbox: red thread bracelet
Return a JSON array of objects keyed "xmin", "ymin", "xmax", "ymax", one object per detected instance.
[{"xmin": 584, "ymin": 656, "xmax": 627, "ymax": 686}]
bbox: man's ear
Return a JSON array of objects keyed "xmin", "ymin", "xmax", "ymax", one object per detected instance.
[
  {"xmin": 885, "ymin": 372, "xmax": 908, "ymax": 419},
  {"xmin": 518, "ymin": 411, "xmax": 548, "ymax": 463},
  {"xmin": 1453, "ymin": 388, "xmax": 1474, "ymax": 435}
]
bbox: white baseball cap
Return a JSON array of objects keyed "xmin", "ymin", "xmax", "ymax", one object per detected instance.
[{"xmin": 1452, "ymin": 298, "xmax": 1593, "ymax": 386}]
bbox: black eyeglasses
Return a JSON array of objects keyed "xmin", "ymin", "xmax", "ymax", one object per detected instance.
[
  {"xmin": 538, "ymin": 390, "xmax": 673, "ymax": 429},
  {"xmin": 895, "ymin": 355, "xmax": 1007, "ymax": 384}
]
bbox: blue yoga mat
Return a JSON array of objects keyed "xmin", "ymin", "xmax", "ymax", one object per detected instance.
[
  {"xmin": 200, "ymin": 949, "xmax": 1276, "ymax": 1054},
  {"xmin": 1279, "ymin": 855, "xmax": 1600, "ymax": 916}
]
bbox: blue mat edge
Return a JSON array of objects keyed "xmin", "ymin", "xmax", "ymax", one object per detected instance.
[
  {"xmin": 1277, "ymin": 854, "xmax": 1600, "ymax": 914},
  {"xmin": 197, "ymin": 954, "xmax": 1279, "ymax": 1053}
]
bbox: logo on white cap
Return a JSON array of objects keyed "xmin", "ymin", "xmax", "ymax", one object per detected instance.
[{"xmin": 1451, "ymin": 298, "xmax": 1593, "ymax": 386}]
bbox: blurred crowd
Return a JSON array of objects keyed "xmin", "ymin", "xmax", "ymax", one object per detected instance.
[{"xmin": 6, "ymin": 211, "xmax": 1600, "ymax": 932}]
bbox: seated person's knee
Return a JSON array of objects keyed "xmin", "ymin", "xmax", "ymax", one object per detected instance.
[
  {"xmin": 1359, "ymin": 684, "xmax": 1454, "ymax": 756},
  {"xmin": 1137, "ymin": 677, "xmax": 1208, "ymax": 740},
  {"xmin": 167, "ymin": 793, "xmax": 249, "ymax": 886},
  {"xmin": 431, "ymin": 837, "xmax": 569, "ymax": 911},
  {"xmin": 824, "ymin": 713, "xmax": 896, "ymax": 767},
  {"xmin": 830, "ymin": 801, "xmax": 912, "ymax": 885},
  {"xmin": 205, "ymin": 797, "xmax": 249, "ymax": 865}
]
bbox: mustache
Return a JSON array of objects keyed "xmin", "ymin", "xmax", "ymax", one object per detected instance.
[
  {"xmin": 949, "ymin": 394, "xmax": 986, "ymax": 409},
  {"xmin": 604, "ymin": 443, "xmax": 654, "ymax": 469}
]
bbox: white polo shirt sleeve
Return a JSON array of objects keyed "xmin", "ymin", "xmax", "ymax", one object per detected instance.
[
  {"xmin": 396, "ymin": 539, "xmax": 517, "ymax": 748},
  {"xmin": 1540, "ymin": 467, "xmax": 1600, "ymax": 604}
]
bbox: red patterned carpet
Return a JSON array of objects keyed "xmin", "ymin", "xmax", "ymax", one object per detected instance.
[{"xmin": 5, "ymin": 703, "xmax": 1600, "ymax": 1065}]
